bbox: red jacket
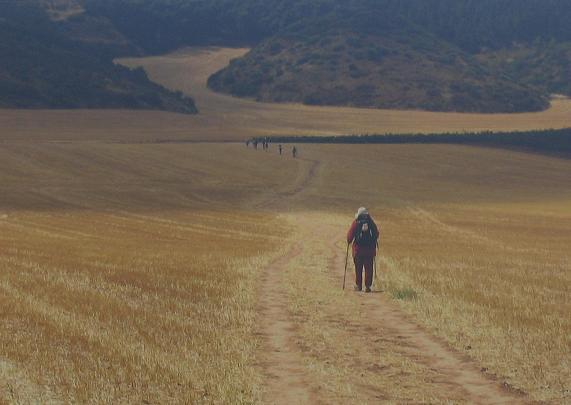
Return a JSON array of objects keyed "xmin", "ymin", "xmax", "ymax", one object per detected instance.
[{"xmin": 347, "ymin": 216, "xmax": 379, "ymax": 257}]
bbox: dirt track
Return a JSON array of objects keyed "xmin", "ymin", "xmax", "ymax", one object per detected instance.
[
  {"xmin": 256, "ymin": 243, "xmax": 319, "ymax": 404},
  {"xmin": 255, "ymin": 154, "xmax": 526, "ymax": 404}
]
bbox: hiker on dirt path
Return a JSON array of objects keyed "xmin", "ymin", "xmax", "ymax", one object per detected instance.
[
  {"xmin": 292, "ymin": 146, "xmax": 298, "ymax": 158},
  {"xmin": 278, "ymin": 144, "xmax": 283, "ymax": 155},
  {"xmin": 347, "ymin": 207, "xmax": 379, "ymax": 293}
]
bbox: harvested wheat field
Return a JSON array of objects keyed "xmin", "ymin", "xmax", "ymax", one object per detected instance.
[
  {"xmin": 2, "ymin": 46, "xmax": 571, "ymax": 143},
  {"xmin": 0, "ymin": 139, "xmax": 569, "ymax": 403},
  {"xmin": 0, "ymin": 143, "xmax": 298, "ymax": 403}
]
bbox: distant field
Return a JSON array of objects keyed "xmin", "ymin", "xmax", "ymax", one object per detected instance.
[
  {"xmin": 2, "ymin": 47, "xmax": 571, "ymax": 142},
  {"xmin": 0, "ymin": 141, "xmax": 569, "ymax": 402}
]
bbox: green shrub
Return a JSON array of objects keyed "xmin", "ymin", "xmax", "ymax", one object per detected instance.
[{"xmin": 391, "ymin": 288, "xmax": 418, "ymax": 301}]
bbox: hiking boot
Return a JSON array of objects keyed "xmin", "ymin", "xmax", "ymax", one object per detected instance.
[
  {"xmin": 354, "ymin": 285, "xmax": 362, "ymax": 292},
  {"xmin": 365, "ymin": 287, "xmax": 372, "ymax": 293}
]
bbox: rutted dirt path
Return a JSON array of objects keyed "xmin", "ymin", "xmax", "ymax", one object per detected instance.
[
  {"xmin": 327, "ymin": 229, "xmax": 526, "ymax": 404},
  {"xmin": 255, "ymin": 158, "xmax": 322, "ymax": 404},
  {"xmin": 256, "ymin": 154, "xmax": 526, "ymax": 403},
  {"xmin": 255, "ymin": 156, "xmax": 321, "ymax": 209},
  {"xmin": 256, "ymin": 244, "xmax": 319, "ymax": 404}
]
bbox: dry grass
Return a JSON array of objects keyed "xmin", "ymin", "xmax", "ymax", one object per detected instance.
[
  {"xmin": 280, "ymin": 144, "xmax": 570, "ymax": 402},
  {"xmin": 380, "ymin": 201, "xmax": 571, "ymax": 402},
  {"xmin": 2, "ymin": 47, "xmax": 571, "ymax": 143},
  {"xmin": 0, "ymin": 143, "xmax": 300, "ymax": 403},
  {"xmin": 279, "ymin": 213, "xmax": 471, "ymax": 403},
  {"xmin": 0, "ymin": 140, "xmax": 569, "ymax": 402}
]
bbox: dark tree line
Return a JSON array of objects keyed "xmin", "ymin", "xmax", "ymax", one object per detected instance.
[{"xmin": 262, "ymin": 128, "xmax": 571, "ymax": 158}]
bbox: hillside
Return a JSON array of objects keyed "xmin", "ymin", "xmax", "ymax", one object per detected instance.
[
  {"xmin": 4, "ymin": 47, "xmax": 571, "ymax": 143},
  {"xmin": 4, "ymin": 0, "xmax": 571, "ymax": 113},
  {"xmin": 0, "ymin": 1, "xmax": 197, "ymax": 113},
  {"xmin": 478, "ymin": 42, "xmax": 571, "ymax": 98},
  {"xmin": 207, "ymin": 19, "xmax": 546, "ymax": 112},
  {"xmin": 86, "ymin": 0, "xmax": 571, "ymax": 113}
]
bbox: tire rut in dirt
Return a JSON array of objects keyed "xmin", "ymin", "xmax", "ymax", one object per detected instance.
[
  {"xmin": 328, "ymin": 227, "xmax": 526, "ymax": 404},
  {"xmin": 256, "ymin": 244, "xmax": 320, "ymax": 404}
]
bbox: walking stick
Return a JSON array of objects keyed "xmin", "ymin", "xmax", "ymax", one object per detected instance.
[
  {"xmin": 373, "ymin": 241, "xmax": 379, "ymax": 287},
  {"xmin": 342, "ymin": 243, "xmax": 350, "ymax": 290}
]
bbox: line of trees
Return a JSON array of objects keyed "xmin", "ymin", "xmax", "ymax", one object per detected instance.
[{"xmin": 255, "ymin": 128, "xmax": 571, "ymax": 157}]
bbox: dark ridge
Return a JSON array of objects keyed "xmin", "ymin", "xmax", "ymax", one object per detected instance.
[
  {"xmin": 87, "ymin": 0, "xmax": 571, "ymax": 113},
  {"xmin": 0, "ymin": 1, "xmax": 197, "ymax": 113}
]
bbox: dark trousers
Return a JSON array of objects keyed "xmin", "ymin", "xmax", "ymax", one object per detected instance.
[{"xmin": 354, "ymin": 256, "xmax": 374, "ymax": 289}]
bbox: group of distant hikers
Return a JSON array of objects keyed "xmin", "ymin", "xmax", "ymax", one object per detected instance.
[
  {"xmin": 246, "ymin": 137, "xmax": 297, "ymax": 158},
  {"xmin": 246, "ymin": 137, "xmax": 379, "ymax": 292}
]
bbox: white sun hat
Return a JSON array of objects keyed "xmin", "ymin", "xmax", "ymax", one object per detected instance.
[{"xmin": 355, "ymin": 207, "xmax": 368, "ymax": 218}]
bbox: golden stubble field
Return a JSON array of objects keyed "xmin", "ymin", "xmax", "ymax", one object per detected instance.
[
  {"xmin": 0, "ymin": 143, "xmax": 301, "ymax": 403},
  {"xmin": 2, "ymin": 47, "xmax": 571, "ymax": 142},
  {"xmin": 0, "ymin": 140, "xmax": 569, "ymax": 403},
  {"xmin": 283, "ymin": 144, "xmax": 571, "ymax": 403}
]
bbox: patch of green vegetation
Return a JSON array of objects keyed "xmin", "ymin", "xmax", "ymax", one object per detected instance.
[{"xmin": 391, "ymin": 288, "xmax": 418, "ymax": 301}]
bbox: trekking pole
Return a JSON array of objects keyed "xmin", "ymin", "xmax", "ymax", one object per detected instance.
[
  {"xmin": 374, "ymin": 241, "xmax": 379, "ymax": 288},
  {"xmin": 342, "ymin": 243, "xmax": 350, "ymax": 290}
]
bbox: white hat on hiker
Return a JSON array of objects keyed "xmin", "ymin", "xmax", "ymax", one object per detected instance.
[{"xmin": 355, "ymin": 207, "xmax": 368, "ymax": 218}]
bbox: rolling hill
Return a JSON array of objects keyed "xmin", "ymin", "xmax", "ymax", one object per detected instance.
[
  {"xmin": 207, "ymin": 15, "xmax": 547, "ymax": 112},
  {"xmin": 85, "ymin": 0, "xmax": 571, "ymax": 113},
  {"xmin": 0, "ymin": 1, "xmax": 197, "ymax": 113},
  {"xmin": 3, "ymin": 0, "xmax": 571, "ymax": 113}
]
